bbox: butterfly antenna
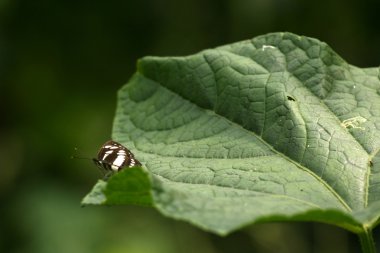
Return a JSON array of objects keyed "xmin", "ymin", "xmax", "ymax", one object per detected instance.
[{"xmin": 71, "ymin": 147, "xmax": 93, "ymax": 160}]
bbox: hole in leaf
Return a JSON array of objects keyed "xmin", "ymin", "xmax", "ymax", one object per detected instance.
[{"xmin": 287, "ymin": 95, "xmax": 296, "ymax": 101}]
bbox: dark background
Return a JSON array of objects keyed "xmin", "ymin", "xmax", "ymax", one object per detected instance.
[{"xmin": 1, "ymin": 0, "xmax": 380, "ymax": 252}]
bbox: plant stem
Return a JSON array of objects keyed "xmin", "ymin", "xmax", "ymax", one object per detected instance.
[{"xmin": 358, "ymin": 228, "xmax": 376, "ymax": 253}]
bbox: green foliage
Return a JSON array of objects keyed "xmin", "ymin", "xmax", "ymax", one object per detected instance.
[
  {"xmin": 83, "ymin": 32, "xmax": 380, "ymax": 249},
  {"xmin": 83, "ymin": 168, "xmax": 152, "ymax": 206}
]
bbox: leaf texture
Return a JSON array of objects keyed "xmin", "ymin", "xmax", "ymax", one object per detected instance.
[{"xmin": 83, "ymin": 32, "xmax": 380, "ymax": 235}]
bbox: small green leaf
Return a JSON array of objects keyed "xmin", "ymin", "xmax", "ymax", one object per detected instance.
[
  {"xmin": 83, "ymin": 32, "xmax": 380, "ymax": 237},
  {"xmin": 82, "ymin": 167, "xmax": 153, "ymax": 206},
  {"xmin": 82, "ymin": 180, "xmax": 107, "ymax": 205}
]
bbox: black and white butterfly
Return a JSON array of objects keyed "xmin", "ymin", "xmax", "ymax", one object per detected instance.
[{"xmin": 93, "ymin": 140, "xmax": 141, "ymax": 178}]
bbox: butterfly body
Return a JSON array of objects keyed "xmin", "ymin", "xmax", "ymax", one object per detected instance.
[{"xmin": 93, "ymin": 140, "xmax": 141, "ymax": 177}]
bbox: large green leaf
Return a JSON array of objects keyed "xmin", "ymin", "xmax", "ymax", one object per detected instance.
[{"xmin": 83, "ymin": 32, "xmax": 380, "ymax": 236}]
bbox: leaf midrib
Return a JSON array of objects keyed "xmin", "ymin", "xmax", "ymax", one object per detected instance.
[
  {"xmin": 128, "ymin": 74, "xmax": 353, "ymax": 212},
  {"xmin": 152, "ymin": 172, "xmax": 336, "ymax": 210},
  {"xmin": 209, "ymin": 44, "xmax": 370, "ymax": 209}
]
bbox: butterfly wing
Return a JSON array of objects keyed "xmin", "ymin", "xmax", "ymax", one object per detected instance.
[{"xmin": 94, "ymin": 140, "xmax": 141, "ymax": 175}]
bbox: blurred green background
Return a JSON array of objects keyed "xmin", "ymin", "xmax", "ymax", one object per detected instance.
[{"xmin": 1, "ymin": 0, "xmax": 380, "ymax": 252}]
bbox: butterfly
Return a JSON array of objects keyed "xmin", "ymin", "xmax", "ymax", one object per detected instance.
[{"xmin": 92, "ymin": 140, "xmax": 141, "ymax": 178}]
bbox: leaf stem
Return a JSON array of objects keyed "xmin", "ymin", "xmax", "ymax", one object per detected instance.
[{"xmin": 358, "ymin": 228, "xmax": 376, "ymax": 253}]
